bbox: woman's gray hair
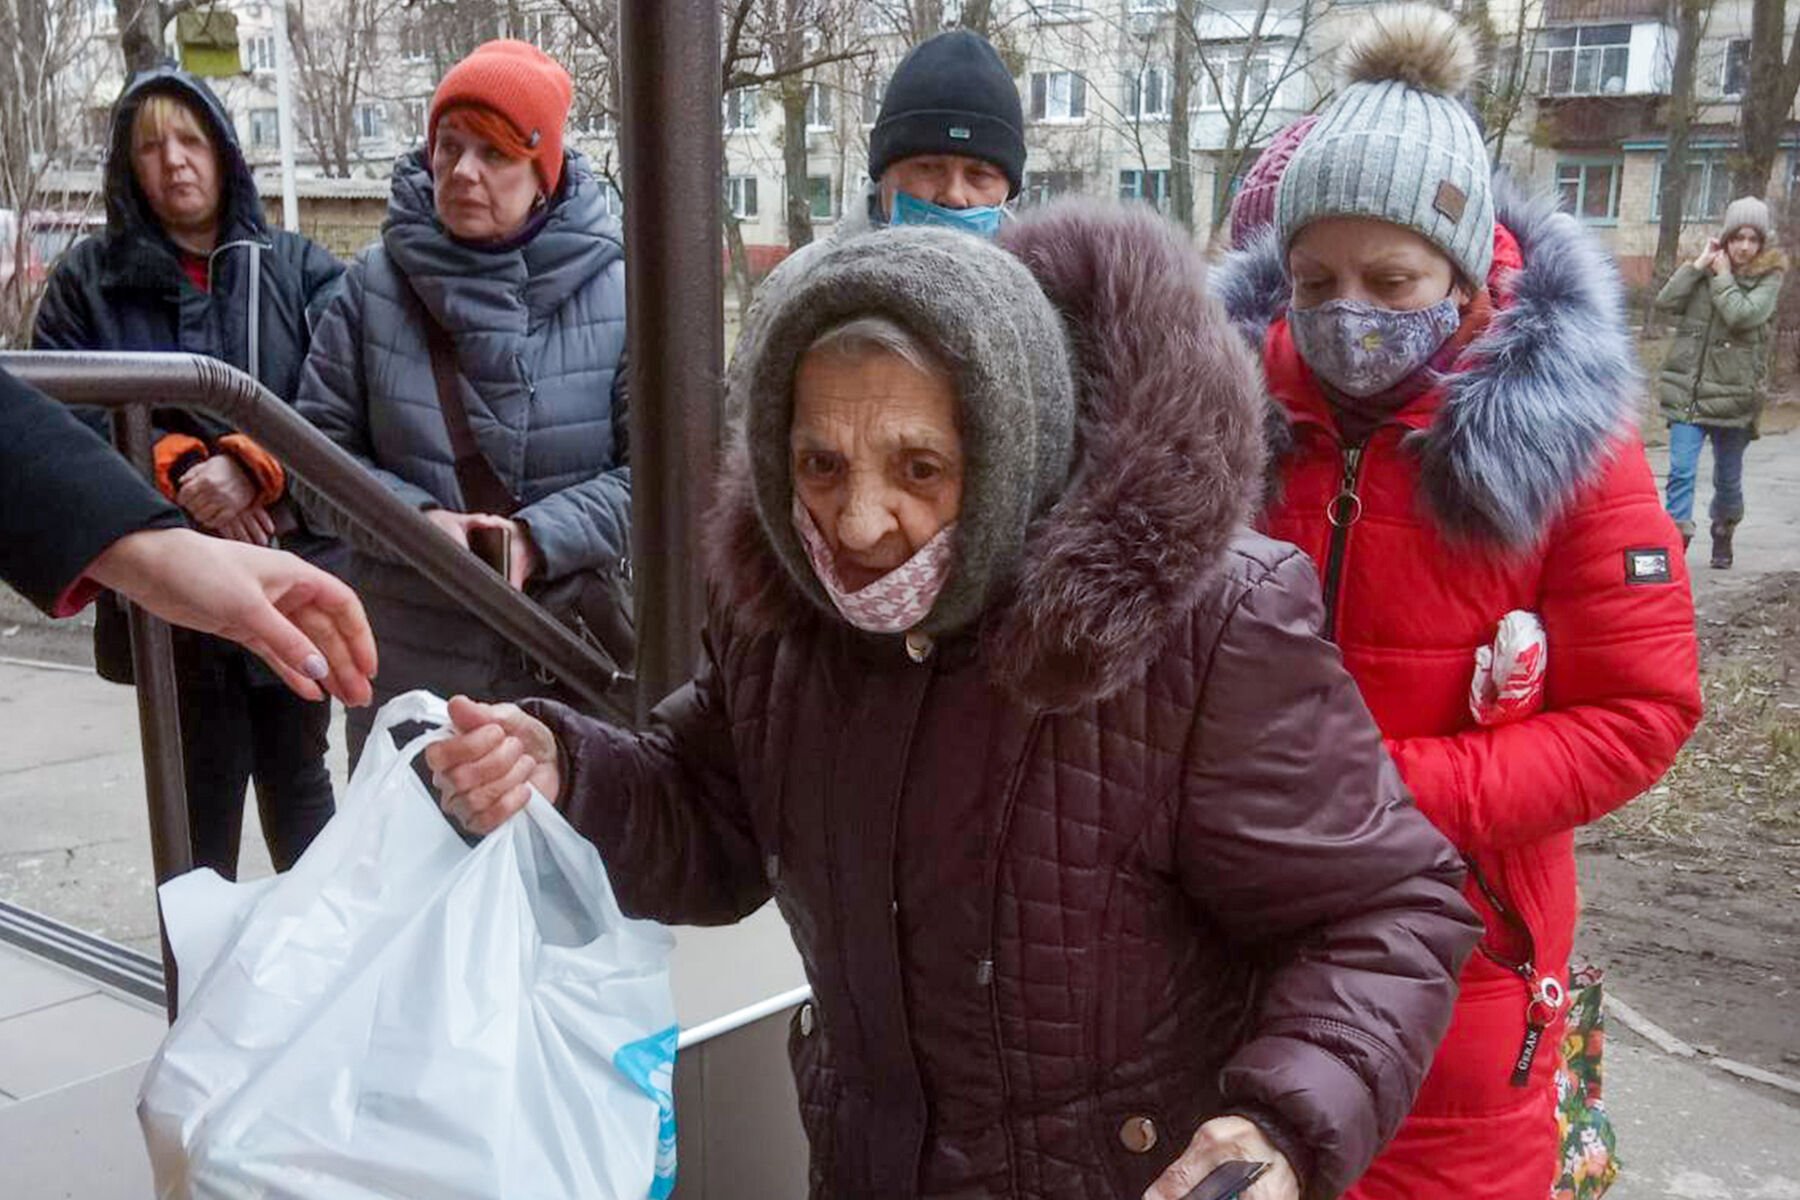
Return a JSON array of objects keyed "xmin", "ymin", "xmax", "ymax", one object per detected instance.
[{"xmin": 804, "ymin": 315, "xmax": 950, "ymax": 381}]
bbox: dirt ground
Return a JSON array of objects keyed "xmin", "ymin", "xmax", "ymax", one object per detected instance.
[{"xmin": 1575, "ymin": 561, "xmax": 1800, "ymax": 1075}]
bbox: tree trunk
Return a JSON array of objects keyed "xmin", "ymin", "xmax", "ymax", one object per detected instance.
[
  {"xmin": 960, "ymin": 0, "xmax": 994, "ymax": 37},
  {"xmin": 1651, "ymin": 0, "xmax": 1707, "ymax": 325},
  {"xmin": 115, "ymin": 0, "xmax": 169, "ymax": 74},
  {"xmin": 1169, "ymin": 0, "xmax": 1196, "ymax": 235},
  {"xmin": 723, "ymin": 211, "xmax": 755, "ymax": 313},
  {"xmin": 780, "ymin": 72, "xmax": 813, "ymax": 251},
  {"xmin": 1733, "ymin": 0, "xmax": 1800, "ymax": 196}
]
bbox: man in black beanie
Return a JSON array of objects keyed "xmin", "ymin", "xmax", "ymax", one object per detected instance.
[{"xmin": 865, "ymin": 28, "xmax": 1025, "ymax": 235}]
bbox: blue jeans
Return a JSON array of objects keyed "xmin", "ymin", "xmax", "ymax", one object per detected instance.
[{"xmin": 1665, "ymin": 422, "xmax": 1750, "ymax": 527}]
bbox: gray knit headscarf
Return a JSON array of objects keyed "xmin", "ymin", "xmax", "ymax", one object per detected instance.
[{"xmin": 736, "ymin": 225, "xmax": 1076, "ymax": 636}]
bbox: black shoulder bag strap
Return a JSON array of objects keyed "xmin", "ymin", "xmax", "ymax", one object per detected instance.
[{"xmin": 405, "ymin": 281, "xmax": 520, "ymax": 517}]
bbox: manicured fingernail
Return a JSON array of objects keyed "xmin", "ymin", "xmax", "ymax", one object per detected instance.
[{"xmin": 302, "ymin": 654, "xmax": 329, "ymax": 680}]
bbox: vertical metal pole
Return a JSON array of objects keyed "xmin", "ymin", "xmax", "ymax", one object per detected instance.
[
  {"xmin": 115, "ymin": 408, "xmax": 193, "ymax": 1021},
  {"xmin": 272, "ymin": 0, "xmax": 301, "ymax": 232},
  {"xmin": 619, "ymin": 0, "xmax": 724, "ymax": 723}
]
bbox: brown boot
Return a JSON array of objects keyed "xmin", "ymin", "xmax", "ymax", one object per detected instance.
[{"xmin": 1710, "ymin": 520, "xmax": 1736, "ymax": 569}]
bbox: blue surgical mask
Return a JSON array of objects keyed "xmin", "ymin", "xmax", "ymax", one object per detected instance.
[
  {"xmin": 1288, "ymin": 297, "xmax": 1462, "ymax": 398},
  {"xmin": 889, "ymin": 189, "xmax": 1005, "ymax": 238}
]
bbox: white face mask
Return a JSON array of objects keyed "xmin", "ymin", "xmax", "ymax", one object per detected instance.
[{"xmin": 792, "ymin": 498, "xmax": 957, "ymax": 634}]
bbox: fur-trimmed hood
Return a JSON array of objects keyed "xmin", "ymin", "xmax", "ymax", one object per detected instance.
[
  {"xmin": 1738, "ymin": 245, "xmax": 1790, "ymax": 278},
  {"xmin": 1214, "ymin": 178, "xmax": 1642, "ymax": 548},
  {"xmin": 707, "ymin": 200, "xmax": 1268, "ymax": 709}
]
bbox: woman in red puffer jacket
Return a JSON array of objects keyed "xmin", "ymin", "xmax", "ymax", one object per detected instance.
[{"xmin": 1216, "ymin": 6, "xmax": 1702, "ymax": 1198}]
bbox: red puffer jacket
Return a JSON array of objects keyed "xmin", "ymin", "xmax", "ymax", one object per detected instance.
[{"xmin": 1219, "ymin": 189, "xmax": 1702, "ymax": 1198}]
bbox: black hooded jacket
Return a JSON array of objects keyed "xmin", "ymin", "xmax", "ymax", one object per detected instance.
[
  {"xmin": 32, "ymin": 65, "xmax": 344, "ymax": 680},
  {"xmin": 33, "ymin": 65, "xmax": 343, "ymax": 497}
]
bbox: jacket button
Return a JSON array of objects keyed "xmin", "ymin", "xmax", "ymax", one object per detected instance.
[
  {"xmin": 798, "ymin": 1002, "xmax": 815, "ymax": 1037},
  {"xmin": 1119, "ymin": 1115, "xmax": 1158, "ymax": 1154}
]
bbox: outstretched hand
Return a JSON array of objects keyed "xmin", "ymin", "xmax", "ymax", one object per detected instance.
[
  {"xmin": 85, "ymin": 527, "xmax": 377, "ymax": 705},
  {"xmin": 1144, "ymin": 1116, "xmax": 1298, "ymax": 1200},
  {"xmin": 423, "ymin": 695, "xmax": 562, "ymax": 834}
]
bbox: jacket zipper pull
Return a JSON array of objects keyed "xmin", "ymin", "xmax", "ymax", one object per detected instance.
[{"xmin": 1509, "ymin": 974, "xmax": 1566, "ymax": 1087}]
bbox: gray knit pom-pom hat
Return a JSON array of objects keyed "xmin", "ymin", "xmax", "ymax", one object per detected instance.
[
  {"xmin": 1277, "ymin": 4, "xmax": 1494, "ymax": 286},
  {"xmin": 735, "ymin": 225, "xmax": 1077, "ymax": 637}
]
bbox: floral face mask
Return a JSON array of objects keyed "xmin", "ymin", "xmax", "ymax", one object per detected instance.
[
  {"xmin": 792, "ymin": 498, "xmax": 957, "ymax": 634},
  {"xmin": 1289, "ymin": 296, "xmax": 1462, "ymax": 398}
]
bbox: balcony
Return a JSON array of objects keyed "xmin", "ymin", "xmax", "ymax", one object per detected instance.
[
  {"xmin": 1536, "ymin": 93, "xmax": 1666, "ymax": 146},
  {"xmin": 1542, "ymin": 0, "xmax": 1670, "ymax": 23}
]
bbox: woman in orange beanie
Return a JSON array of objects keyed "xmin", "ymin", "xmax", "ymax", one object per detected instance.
[{"xmin": 297, "ymin": 39, "xmax": 631, "ymax": 760}]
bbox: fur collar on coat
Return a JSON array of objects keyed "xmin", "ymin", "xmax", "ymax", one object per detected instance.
[
  {"xmin": 1214, "ymin": 180, "xmax": 1643, "ymax": 549},
  {"xmin": 706, "ymin": 199, "xmax": 1269, "ymax": 710}
]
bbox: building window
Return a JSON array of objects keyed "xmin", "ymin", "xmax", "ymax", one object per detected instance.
[
  {"xmin": 399, "ymin": 22, "xmax": 428, "ymax": 61},
  {"xmin": 1555, "ymin": 160, "xmax": 1621, "ymax": 222},
  {"xmin": 1651, "ymin": 153, "xmax": 1735, "ymax": 223},
  {"xmin": 249, "ymin": 107, "xmax": 278, "ymax": 150},
  {"xmin": 596, "ymin": 182, "xmax": 623, "ymax": 220},
  {"xmin": 725, "ymin": 87, "xmax": 757, "ymax": 133},
  {"xmin": 1531, "ymin": 25, "xmax": 1631, "ymax": 97},
  {"xmin": 1130, "ymin": 0, "xmax": 1175, "ymax": 9},
  {"xmin": 809, "ymin": 175, "xmax": 836, "ymax": 220},
  {"xmin": 1196, "ymin": 49, "xmax": 1300, "ymax": 112},
  {"xmin": 402, "ymin": 99, "xmax": 427, "ymax": 144},
  {"xmin": 1125, "ymin": 66, "xmax": 1170, "ymax": 121},
  {"xmin": 1024, "ymin": 170, "xmax": 1083, "ymax": 205},
  {"xmin": 1029, "ymin": 71, "xmax": 1087, "ymax": 122},
  {"xmin": 805, "ymin": 83, "xmax": 832, "ymax": 131},
  {"xmin": 245, "ymin": 34, "xmax": 276, "ymax": 73},
  {"xmin": 572, "ymin": 105, "xmax": 610, "ymax": 135},
  {"xmin": 726, "ymin": 175, "xmax": 759, "ymax": 220},
  {"xmin": 1721, "ymin": 39, "xmax": 1751, "ymax": 98},
  {"xmin": 1119, "ymin": 168, "xmax": 1170, "ymax": 211},
  {"xmin": 354, "ymin": 102, "xmax": 384, "ymax": 142}
]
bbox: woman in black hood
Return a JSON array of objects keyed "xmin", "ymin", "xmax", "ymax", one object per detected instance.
[{"xmin": 34, "ymin": 65, "xmax": 347, "ymax": 879}]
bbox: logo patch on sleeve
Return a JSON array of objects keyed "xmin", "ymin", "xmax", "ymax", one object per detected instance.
[{"xmin": 1624, "ymin": 547, "xmax": 1672, "ymax": 584}]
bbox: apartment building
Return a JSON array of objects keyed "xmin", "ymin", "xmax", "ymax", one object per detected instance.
[{"xmin": 1497, "ymin": 0, "xmax": 1800, "ymax": 285}]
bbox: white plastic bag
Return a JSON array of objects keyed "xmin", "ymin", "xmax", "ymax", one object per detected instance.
[{"xmin": 139, "ymin": 690, "xmax": 678, "ymax": 1200}]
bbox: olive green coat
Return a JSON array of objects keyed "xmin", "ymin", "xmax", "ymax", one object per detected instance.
[{"xmin": 1655, "ymin": 249, "xmax": 1787, "ymax": 428}]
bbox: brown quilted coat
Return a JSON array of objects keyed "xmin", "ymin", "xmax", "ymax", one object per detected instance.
[{"xmin": 531, "ymin": 203, "xmax": 1480, "ymax": 1200}]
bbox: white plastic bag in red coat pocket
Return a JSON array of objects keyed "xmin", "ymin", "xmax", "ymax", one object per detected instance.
[{"xmin": 1469, "ymin": 610, "xmax": 1547, "ymax": 726}]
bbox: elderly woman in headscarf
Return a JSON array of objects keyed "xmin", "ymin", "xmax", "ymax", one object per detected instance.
[{"xmin": 425, "ymin": 204, "xmax": 1481, "ymax": 1200}]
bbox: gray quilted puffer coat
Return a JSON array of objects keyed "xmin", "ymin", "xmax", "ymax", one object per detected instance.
[
  {"xmin": 296, "ymin": 148, "xmax": 628, "ymax": 708},
  {"xmin": 527, "ymin": 204, "xmax": 1479, "ymax": 1200}
]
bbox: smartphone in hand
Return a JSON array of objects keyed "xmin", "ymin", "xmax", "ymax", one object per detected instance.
[
  {"xmin": 1181, "ymin": 1160, "xmax": 1270, "ymax": 1200},
  {"xmin": 468, "ymin": 525, "xmax": 511, "ymax": 578}
]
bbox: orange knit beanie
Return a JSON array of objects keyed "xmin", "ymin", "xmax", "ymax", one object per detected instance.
[{"xmin": 429, "ymin": 39, "xmax": 573, "ymax": 193}]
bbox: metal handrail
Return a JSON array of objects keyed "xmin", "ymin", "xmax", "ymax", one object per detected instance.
[
  {"xmin": 2, "ymin": 350, "xmax": 640, "ymax": 1013},
  {"xmin": 1, "ymin": 351, "xmax": 631, "ymax": 711}
]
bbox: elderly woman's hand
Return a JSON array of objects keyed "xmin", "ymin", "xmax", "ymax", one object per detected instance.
[
  {"xmin": 1144, "ymin": 1116, "xmax": 1298, "ymax": 1200},
  {"xmin": 424, "ymin": 695, "xmax": 562, "ymax": 834}
]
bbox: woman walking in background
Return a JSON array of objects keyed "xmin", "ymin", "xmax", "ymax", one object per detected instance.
[
  {"xmin": 1655, "ymin": 195, "xmax": 1787, "ymax": 568},
  {"xmin": 297, "ymin": 39, "xmax": 630, "ymax": 761}
]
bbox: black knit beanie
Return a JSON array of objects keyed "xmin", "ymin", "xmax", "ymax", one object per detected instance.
[{"xmin": 869, "ymin": 30, "xmax": 1025, "ymax": 198}]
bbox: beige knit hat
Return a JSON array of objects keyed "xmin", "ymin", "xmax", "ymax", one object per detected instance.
[{"xmin": 1720, "ymin": 196, "xmax": 1772, "ymax": 242}]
